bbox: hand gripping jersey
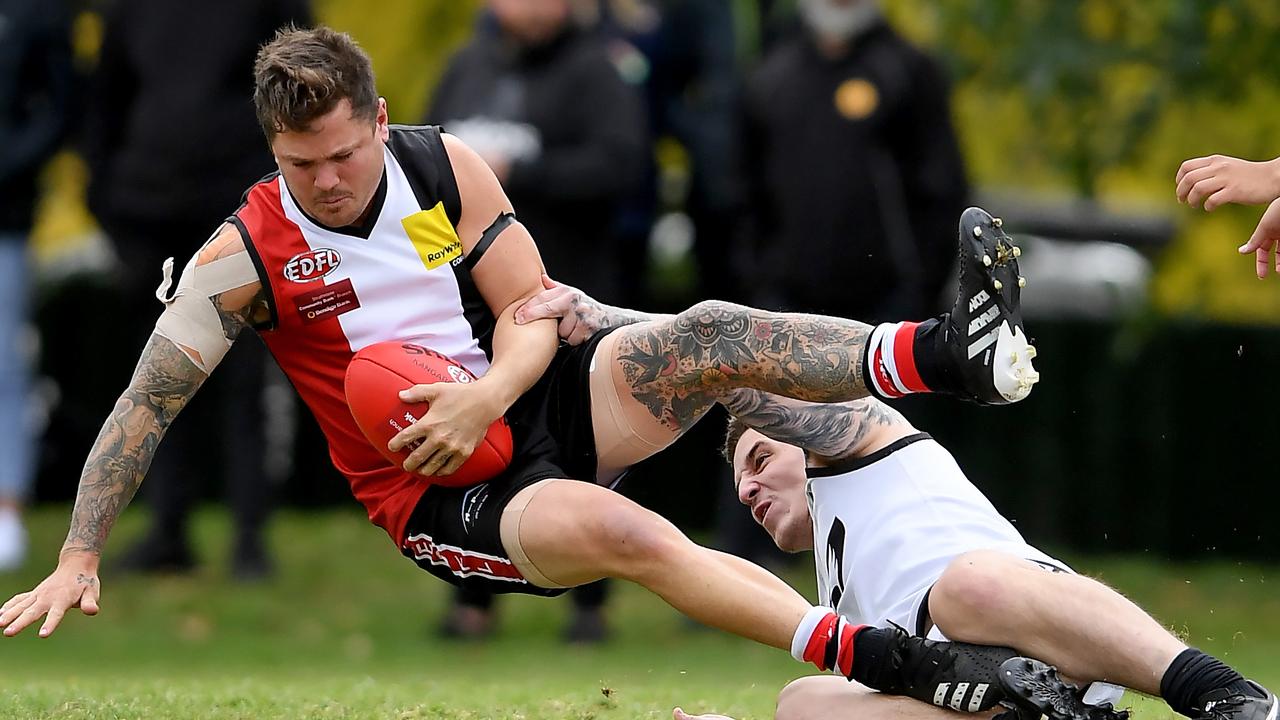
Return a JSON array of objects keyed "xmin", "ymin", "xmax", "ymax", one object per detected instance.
[{"xmin": 231, "ymin": 125, "xmax": 494, "ymax": 544}]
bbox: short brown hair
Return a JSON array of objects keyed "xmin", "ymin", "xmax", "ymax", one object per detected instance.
[
  {"xmin": 253, "ymin": 26, "xmax": 378, "ymax": 140},
  {"xmin": 723, "ymin": 416, "xmax": 750, "ymax": 465}
]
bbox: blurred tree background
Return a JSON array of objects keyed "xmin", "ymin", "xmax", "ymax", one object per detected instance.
[
  {"xmin": 310, "ymin": 0, "xmax": 482, "ymax": 123},
  {"xmin": 38, "ymin": 0, "xmax": 1280, "ymax": 322},
  {"xmin": 883, "ymin": 0, "xmax": 1280, "ymax": 323}
]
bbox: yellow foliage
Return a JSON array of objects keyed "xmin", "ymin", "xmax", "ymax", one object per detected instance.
[
  {"xmin": 1080, "ymin": 0, "xmax": 1117, "ymax": 42},
  {"xmin": 885, "ymin": 0, "xmax": 1280, "ymax": 324},
  {"xmin": 314, "ymin": 0, "xmax": 482, "ymax": 122}
]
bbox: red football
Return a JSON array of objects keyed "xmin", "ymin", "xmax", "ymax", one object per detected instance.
[{"xmin": 344, "ymin": 342, "xmax": 513, "ymax": 487}]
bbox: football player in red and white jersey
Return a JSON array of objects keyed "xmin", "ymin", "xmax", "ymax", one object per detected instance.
[{"xmin": 2, "ymin": 26, "xmax": 1048, "ymax": 707}]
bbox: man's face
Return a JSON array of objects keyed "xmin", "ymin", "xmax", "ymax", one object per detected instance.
[
  {"xmin": 489, "ymin": 0, "xmax": 570, "ymax": 46},
  {"xmin": 270, "ymin": 98, "xmax": 389, "ymax": 228},
  {"xmin": 732, "ymin": 429, "xmax": 814, "ymax": 553}
]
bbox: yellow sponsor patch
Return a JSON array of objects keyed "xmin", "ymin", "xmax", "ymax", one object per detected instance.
[{"xmin": 402, "ymin": 202, "xmax": 463, "ymax": 270}]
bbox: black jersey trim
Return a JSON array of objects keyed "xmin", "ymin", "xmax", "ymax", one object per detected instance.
[
  {"xmin": 386, "ymin": 124, "xmax": 462, "ymax": 227},
  {"xmin": 805, "ymin": 433, "xmax": 932, "ymax": 478},
  {"xmin": 240, "ymin": 171, "xmax": 281, "ymax": 206},
  {"xmin": 227, "ymin": 214, "xmax": 279, "ymax": 332},
  {"xmin": 465, "ymin": 212, "xmax": 516, "ymax": 271},
  {"xmin": 387, "ymin": 124, "xmax": 494, "ymax": 361},
  {"xmin": 914, "ymin": 586, "xmax": 935, "ymax": 637}
]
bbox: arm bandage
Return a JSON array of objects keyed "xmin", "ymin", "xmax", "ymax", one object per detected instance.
[{"xmin": 153, "ymin": 252, "xmax": 261, "ymax": 374}]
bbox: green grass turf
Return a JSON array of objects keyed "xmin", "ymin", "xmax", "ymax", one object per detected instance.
[{"xmin": 0, "ymin": 508, "xmax": 1276, "ymax": 719}]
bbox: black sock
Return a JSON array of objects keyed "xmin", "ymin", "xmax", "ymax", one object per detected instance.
[
  {"xmin": 910, "ymin": 317, "xmax": 953, "ymax": 393},
  {"xmin": 1161, "ymin": 648, "xmax": 1262, "ymax": 717},
  {"xmin": 848, "ymin": 626, "xmax": 898, "ymax": 689}
]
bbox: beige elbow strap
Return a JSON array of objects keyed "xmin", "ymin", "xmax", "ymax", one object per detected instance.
[{"xmin": 152, "ymin": 253, "xmax": 260, "ymax": 373}]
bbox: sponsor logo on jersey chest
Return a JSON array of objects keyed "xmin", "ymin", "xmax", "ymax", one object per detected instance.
[
  {"xmin": 284, "ymin": 248, "xmax": 342, "ymax": 282},
  {"xmin": 293, "ymin": 277, "xmax": 361, "ymax": 324},
  {"xmin": 402, "ymin": 203, "xmax": 464, "ymax": 270}
]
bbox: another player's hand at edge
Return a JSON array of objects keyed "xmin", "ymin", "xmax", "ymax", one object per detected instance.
[
  {"xmin": 673, "ymin": 707, "xmax": 737, "ymax": 720},
  {"xmin": 389, "ymin": 380, "xmax": 506, "ymax": 477},
  {"xmin": 1176, "ymin": 154, "xmax": 1280, "ymax": 211},
  {"xmin": 1242, "ymin": 198, "xmax": 1280, "ymax": 279},
  {"xmin": 514, "ymin": 274, "xmax": 599, "ymax": 346},
  {"xmin": 0, "ymin": 551, "xmax": 101, "ymax": 638}
]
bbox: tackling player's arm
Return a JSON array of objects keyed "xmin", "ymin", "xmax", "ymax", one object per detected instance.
[
  {"xmin": 389, "ymin": 133, "xmax": 559, "ymax": 477},
  {"xmin": 0, "ymin": 225, "xmax": 267, "ymax": 638},
  {"xmin": 514, "ymin": 274, "xmax": 667, "ymax": 345},
  {"xmin": 720, "ymin": 391, "xmax": 908, "ymax": 463},
  {"xmin": 513, "ymin": 278, "xmax": 905, "ymax": 462}
]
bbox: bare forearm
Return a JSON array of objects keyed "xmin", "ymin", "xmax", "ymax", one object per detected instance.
[
  {"xmin": 480, "ymin": 308, "xmax": 559, "ymax": 410},
  {"xmin": 62, "ymin": 334, "xmax": 206, "ymax": 556},
  {"xmin": 721, "ymin": 390, "xmax": 910, "ymax": 461}
]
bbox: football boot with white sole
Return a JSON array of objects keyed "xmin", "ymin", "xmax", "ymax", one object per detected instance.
[{"xmin": 938, "ymin": 207, "xmax": 1039, "ymax": 405}]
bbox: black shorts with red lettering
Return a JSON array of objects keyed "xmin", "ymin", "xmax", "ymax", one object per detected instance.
[{"xmin": 398, "ymin": 328, "xmax": 616, "ymax": 597}]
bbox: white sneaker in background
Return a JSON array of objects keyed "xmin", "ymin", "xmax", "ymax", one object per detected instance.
[{"xmin": 0, "ymin": 508, "xmax": 27, "ymax": 572}]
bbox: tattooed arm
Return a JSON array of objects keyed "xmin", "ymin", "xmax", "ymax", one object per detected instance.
[
  {"xmin": 721, "ymin": 390, "xmax": 911, "ymax": 462},
  {"xmin": 0, "ymin": 225, "xmax": 267, "ymax": 638},
  {"xmin": 515, "ymin": 274, "xmax": 670, "ymax": 345}
]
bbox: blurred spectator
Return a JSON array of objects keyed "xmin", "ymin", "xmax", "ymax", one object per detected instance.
[
  {"xmin": 81, "ymin": 0, "xmax": 311, "ymax": 581},
  {"xmin": 594, "ymin": 0, "xmax": 774, "ymax": 607},
  {"xmin": 426, "ymin": 0, "xmax": 647, "ymax": 301},
  {"xmin": 425, "ymin": 0, "xmax": 647, "ymax": 643},
  {"xmin": 714, "ymin": 0, "xmax": 969, "ymax": 568},
  {"xmin": 621, "ymin": 0, "xmax": 742, "ymax": 305},
  {"xmin": 740, "ymin": 0, "xmax": 969, "ymax": 321},
  {"xmin": 0, "ymin": 0, "xmax": 73, "ymax": 572}
]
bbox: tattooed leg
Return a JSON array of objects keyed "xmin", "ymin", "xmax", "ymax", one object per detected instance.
[{"xmin": 589, "ymin": 300, "xmax": 875, "ymax": 474}]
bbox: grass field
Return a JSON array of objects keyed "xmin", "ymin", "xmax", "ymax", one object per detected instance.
[{"xmin": 1, "ymin": 508, "xmax": 1277, "ymax": 719}]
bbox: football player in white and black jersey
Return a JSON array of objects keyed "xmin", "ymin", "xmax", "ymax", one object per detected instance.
[
  {"xmin": 690, "ymin": 401, "xmax": 1277, "ymax": 720},
  {"xmin": 4, "ymin": 26, "xmax": 1049, "ymax": 704},
  {"xmin": 512, "ymin": 280, "xmax": 1278, "ymax": 720}
]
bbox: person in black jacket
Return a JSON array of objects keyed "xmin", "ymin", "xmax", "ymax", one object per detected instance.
[
  {"xmin": 741, "ymin": 0, "xmax": 969, "ymax": 322},
  {"xmin": 81, "ymin": 0, "xmax": 312, "ymax": 580},
  {"xmin": 710, "ymin": 0, "xmax": 970, "ymax": 576},
  {"xmin": 425, "ymin": 0, "xmax": 648, "ymax": 643},
  {"xmin": 427, "ymin": 0, "xmax": 647, "ymax": 302},
  {"xmin": 0, "ymin": 0, "xmax": 73, "ymax": 572}
]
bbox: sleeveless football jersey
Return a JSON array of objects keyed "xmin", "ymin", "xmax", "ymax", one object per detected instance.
[
  {"xmin": 231, "ymin": 125, "xmax": 493, "ymax": 544},
  {"xmin": 806, "ymin": 434, "xmax": 1127, "ymax": 707},
  {"xmin": 806, "ymin": 434, "xmax": 1060, "ymax": 629}
]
